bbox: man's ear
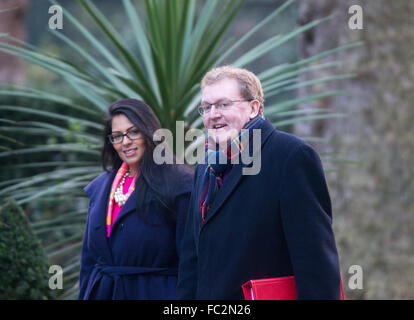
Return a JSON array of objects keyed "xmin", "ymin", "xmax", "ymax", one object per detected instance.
[{"xmin": 249, "ymin": 100, "xmax": 261, "ymax": 118}]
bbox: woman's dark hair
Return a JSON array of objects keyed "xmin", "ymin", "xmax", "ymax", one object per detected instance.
[{"xmin": 102, "ymin": 99, "xmax": 192, "ymax": 217}]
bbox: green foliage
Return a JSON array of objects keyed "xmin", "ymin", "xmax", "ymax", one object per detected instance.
[
  {"xmin": 0, "ymin": 0, "xmax": 359, "ymax": 298},
  {"xmin": 0, "ymin": 201, "xmax": 55, "ymax": 300}
]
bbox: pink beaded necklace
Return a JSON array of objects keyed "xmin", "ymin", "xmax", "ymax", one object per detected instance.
[{"xmin": 106, "ymin": 162, "xmax": 138, "ymax": 237}]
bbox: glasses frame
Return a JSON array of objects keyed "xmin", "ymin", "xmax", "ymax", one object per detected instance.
[
  {"xmin": 198, "ymin": 99, "xmax": 253, "ymax": 116},
  {"xmin": 108, "ymin": 129, "xmax": 143, "ymax": 144}
]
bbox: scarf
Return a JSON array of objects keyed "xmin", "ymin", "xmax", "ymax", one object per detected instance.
[
  {"xmin": 199, "ymin": 113, "xmax": 265, "ymax": 225},
  {"xmin": 106, "ymin": 162, "xmax": 138, "ymax": 237}
]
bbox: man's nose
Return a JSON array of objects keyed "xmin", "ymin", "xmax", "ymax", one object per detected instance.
[{"xmin": 209, "ymin": 105, "xmax": 221, "ymax": 118}]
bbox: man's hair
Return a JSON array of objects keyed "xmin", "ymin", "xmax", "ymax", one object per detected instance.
[{"xmin": 201, "ymin": 65, "xmax": 264, "ymax": 110}]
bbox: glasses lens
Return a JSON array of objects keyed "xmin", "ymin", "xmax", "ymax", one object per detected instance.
[
  {"xmin": 127, "ymin": 129, "xmax": 141, "ymax": 140},
  {"xmin": 109, "ymin": 134, "xmax": 122, "ymax": 144},
  {"xmin": 198, "ymin": 105, "xmax": 205, "ymax": 115}
]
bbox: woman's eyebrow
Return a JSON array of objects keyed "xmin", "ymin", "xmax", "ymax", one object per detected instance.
[{"xmin": 111, "ymin": 126, "xmax": 136, "ymax": 133}]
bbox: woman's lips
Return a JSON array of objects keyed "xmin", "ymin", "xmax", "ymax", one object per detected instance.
[{"xmin": 123, "ymin": 148, "xmax": 137, "ymax": 157}]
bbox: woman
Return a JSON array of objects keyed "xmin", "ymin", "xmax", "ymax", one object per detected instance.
[{"xmin": 78, "ymin": 99, "xmax": 193, "ymax": 300}]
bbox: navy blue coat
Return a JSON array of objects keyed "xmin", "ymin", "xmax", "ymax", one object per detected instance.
[
  {"xmin": 78, "ymin": 168, "xmax": 192, "ymax": 300},
  {"xmin": 177, "ymin": 119, "xmax": 342, "ymax": 299}
]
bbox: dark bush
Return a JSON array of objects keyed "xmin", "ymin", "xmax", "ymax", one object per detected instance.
[{"xmin": 0, "ymin": 201, "xmax": 55, "ymax": 299}]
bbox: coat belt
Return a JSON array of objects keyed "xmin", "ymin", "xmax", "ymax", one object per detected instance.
[{"xmin": 83, "ymin": 259, "xmax": 178, "ymax": 299}]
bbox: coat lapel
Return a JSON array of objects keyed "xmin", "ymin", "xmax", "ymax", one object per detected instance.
[
  {"xmin": 200, "ymin": 119, "xmax": 276, "ymax": 229},
  {"xmin": 201, "ymin": 164, "xmax": 243, "ymax": 228},
  {"xmin": 109, "ymin": 175, "xmax": 142, "ymax": 235},
  {"xmin": 85, "ymin": 170, "xmax": 116, "ymax": 263},
  {"xmin": 86, "ymin": 171, "xmax": 143, "ymax": 253}
]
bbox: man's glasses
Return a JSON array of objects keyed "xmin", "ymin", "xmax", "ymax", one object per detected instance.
[
  {"xmin": 108, "ymin": 128, "xmax": 143, "ymax": 144},
  {"xmin": 198, "ymin": 99, "xmax": 252, "ymax": 116}
]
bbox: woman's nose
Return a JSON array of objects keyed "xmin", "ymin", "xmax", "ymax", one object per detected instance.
[{"xmin": 122, "ymin": 134, "xmax": 132, "ymax": 144}]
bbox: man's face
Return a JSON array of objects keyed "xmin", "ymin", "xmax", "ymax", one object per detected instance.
[{"xmin": 201, "ymin": 78, "xmax": 259, "ymax": 144}]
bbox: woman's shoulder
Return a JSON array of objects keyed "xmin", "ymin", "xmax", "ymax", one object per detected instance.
[
  {"xmin": 84, "ymin": 169, "xmax": 116, "ymax": 198},
  {"xmin": 169, "ymin": 164, "xmax": 194, "ymax": 197}
]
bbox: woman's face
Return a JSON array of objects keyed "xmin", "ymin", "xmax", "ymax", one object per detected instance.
[{"xmin": 111, "ymin": 114, "xmax": 146, "ymax": 175}]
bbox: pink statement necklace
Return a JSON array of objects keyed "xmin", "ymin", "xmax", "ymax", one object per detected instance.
[
  {"xmin": 114, "ymin": 170, "xmax": 130, "ymax": 206},
  {"xmin": 106, "ymin": 162, "xmax": 138, "ymax": 237}
]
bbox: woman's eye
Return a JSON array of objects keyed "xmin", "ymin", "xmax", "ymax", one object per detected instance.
[
  {"xmin": 128, "ymin": 129, "xmax": 142, "ymax": 138},
  {"xmin": 113, "ymin": 134, "xmax": 123, "ymax": 139}
]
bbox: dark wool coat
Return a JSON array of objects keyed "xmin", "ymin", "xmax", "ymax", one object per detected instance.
[
  {"xmin": 78, "ymin": 169, "xmax": 192, "ymax": 300},
  {"xmin": 177, "ymin": 119, "xmax": 342, "ymax": 300}
]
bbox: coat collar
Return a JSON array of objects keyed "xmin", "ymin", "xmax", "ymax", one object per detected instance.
[
  {"xmin": 84, "ymin": 169, "xmax": 142, "ymax": 262},
  {"xmin": 109, "ymin": 175, "xmax": 143, "ymax": 235},
  {"xmin": 84, "ymin": 170, "xmax": 116, "ymax": 263},
  {"xmin": 200, "ymin": 119, "xmax": 276, "ymax": 229}
]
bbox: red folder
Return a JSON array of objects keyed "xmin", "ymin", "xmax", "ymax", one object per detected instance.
[{"xmin": 242, "ymin": 276, "xmax": 345, "ymax": 300}]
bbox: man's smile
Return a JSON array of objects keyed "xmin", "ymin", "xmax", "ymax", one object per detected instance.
[{"xmin": 212, "ymin": 123, "xmax": 227, "ymax": 129}]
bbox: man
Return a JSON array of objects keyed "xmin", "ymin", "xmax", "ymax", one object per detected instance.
[{"xmin": 177, "ymin": 66, "xmax": 342, "ymax": 299}]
